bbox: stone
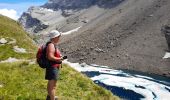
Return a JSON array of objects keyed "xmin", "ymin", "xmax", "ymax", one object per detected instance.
[
  {"xmin": 8, "ymin": 38, "xmax": 16, "ymax": 44},
  {"xmin": 148, "ymin": 14, "xmax": 153, "ymax": 17},
  {"xmin": 162, "ymin": 24, "xmax": 170, "ymax": 50},
  {"xmin": 0, "ymin": 57, "xmax": 19, "ymax": 63},
  {"xmin": 0, "ymin": 38, "xmax": 7, "ymax": 44},
  {"xmin": 95, "ymin": 48, "xmax": 104, "ymax": 53},
  {"xmin": 13, "ymin": 46, "xmax": 27, "ymax": 53},
  {"xmin": 0, "ymin": 84, "xmax": 3, "ymax": 88},
  {"xmin": 82, "ymin": 19, "xmax": 89, "ymax": 23}
]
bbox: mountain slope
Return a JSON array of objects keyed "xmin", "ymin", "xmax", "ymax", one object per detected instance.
[
  {"xmin": 19, "ymin": 0, "xmax": 125, "ymax": 43},
  {"xmin": 0, "ymin": 15, "xmax": 36, "ymax": 60},
  {"xmin": 19, "ymin": 0, "xmax": 170, "ymax": 77},
  {"xmin": 59, "ymin": 0, "xmax": 170, "ymax": 77},
  {"xmin": 0, "ymin": 15, "xmax": 119, "ymax": 99}
]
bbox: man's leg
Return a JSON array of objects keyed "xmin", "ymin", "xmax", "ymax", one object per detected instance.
[{"xmin": 47, "ymin": 80, "xmax": 57, "ymax": 100}]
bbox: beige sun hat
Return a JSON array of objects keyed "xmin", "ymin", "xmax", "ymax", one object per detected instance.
[{"xmin": 49, "ymin": 30, "xmax": 61, "ymax": 39}]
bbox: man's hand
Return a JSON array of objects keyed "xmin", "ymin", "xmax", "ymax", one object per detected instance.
[{"xmin": 61, "ymin": 56, "xmax": 67, "ymax": 60}]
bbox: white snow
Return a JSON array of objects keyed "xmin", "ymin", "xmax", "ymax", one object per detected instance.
[
  {"xmin": 13, "ymin": 46, "xmax": 26, "ymax": 53},
  {"xmin": 64, "ymin": 60, "xmax": 170, "ymax": 100},
  {"xmin": 163, "ymin": 52, "xmax": 170, "ymax": 59},
  {"xmin": 61, "ymin": 27, "xmax": 81, "ymax": 35},
  {"xmin": 46, "ymin": 9, "xmax": 54, "ymax": 12},
  {"xmin": 39, "ymin": 8, "xmax": 54, "ymax": 12}
]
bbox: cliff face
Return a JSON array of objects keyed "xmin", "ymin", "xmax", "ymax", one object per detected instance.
[
  {"xmin": 19, "ymin": 12, "xmax": 49, "ymax": 34},
  {"xmin": 44, "ymin": 0, "xmax": 123, "ymax": 10}
]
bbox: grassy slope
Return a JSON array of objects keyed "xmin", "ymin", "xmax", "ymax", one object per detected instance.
[
  {"xmin": 0, "ymin": 15, "xmax": 119, "ymax": 100},
  {"xmin": 0, "ymin": 15, "xmax": 36, "ymax": 60}
]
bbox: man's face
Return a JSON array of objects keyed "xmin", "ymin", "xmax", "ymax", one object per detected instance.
[{"xmin": 54, "ymin": 36, "xmax": 60, "ymax": 43}]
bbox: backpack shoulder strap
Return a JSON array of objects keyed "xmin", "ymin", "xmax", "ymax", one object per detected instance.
[{"xmin": 45, "ymin": 41, "xmax": 57, "ymax": 55}]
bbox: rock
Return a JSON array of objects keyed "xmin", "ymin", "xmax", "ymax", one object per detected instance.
[
  {"xmin": 8, "ymin": 38, "xmax": 16, "ymax": 44},
  {"xmin": 90, "ymin": 47, "xmax": 94, "ymax": 50},
  {"xmin": 62, "ymin": 10, "xmax": 74, "ymax": 17},
  {"xmin": 33, "ymin": 22, "xmax": 49, "ymax": 33},
  {"xmin": 95, "ymin": 48, "xmax": 105, "ymax": 53},
  {"xmin": 119, "ymin": 9, "xmax": 122, "ymax": 13},
  {"xmin": 0, "ymin": 57, "xmax": 19, "ymax": 63},
  {"xmin": 13, "ymin": 46, "xmax": 27, "ymax": 53},
  {"xmin": 148, "ymin": 14, "xmax": 153, "ymax": 17},
  {"xmin": 0, "ymin": 84, "xmax": 3, "ymax": 88},
  {"xmin": 162, "ymin": 73, "xmax": 167, "ymax": 76},
  {"xmin": 92, "ymin": 57, "xmax": 96, "ymax": 60},
  {"xmin": 82, "ymin": 19, "xmax": 89, "ymax": 23},
  {"xmin": 19, "ymin": 12, "xmax": 49, "ymax": 34},
  {"xmin": 162, "ymin": 24, "xmax": 170, "ymax": 50},
  {"xmin": 29, "ymin": 60, "xmax": 36, "ymax": 65},
  {"xmin": 104, "ymin": 58, "xmax": 107, "ymax": 60},
  {"xmin": 66, "ymin": 16, "xmax": 79, "ymax": 23},
  {"xmin": 80, "ymin": 57, "xmax": 84, "ymax": 61},
  {"xmin": 80, "ymin": 63, "xmax": 87, "ymax": 67},
  {"xmin": 0, "ymin": 38, "xmax": 7, "ymax": 44}
]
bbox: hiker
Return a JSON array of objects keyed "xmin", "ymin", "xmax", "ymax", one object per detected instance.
[{"xmin": 45, "ymin": 30, "xmax": 63, "ymax": 100}]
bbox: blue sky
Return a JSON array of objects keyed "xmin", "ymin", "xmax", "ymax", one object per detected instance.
[
  {"xmin": 0, "ymin": 0, "xmax": 47, "ymax": 20},
  {"xmin": 0, "ymin": 0, "xmax": 47, "ymax": 3}
]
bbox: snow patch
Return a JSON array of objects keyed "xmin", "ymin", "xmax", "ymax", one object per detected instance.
[
  {"xmin": 13, "ymin": 46, "xmax": 27, "ymax": 53},
  {"xmin": 62, "ymin": 27, "xmax": 81, "ymax": 35},
  {"xmin": 63, "ymin": 61, "xmax": 170, "ymax": 100},
  {"xmin": 40, "ymin": 8, "xmax": 54, "ymax": 12},
  {"xmin": 163, "ymin": 52, "xmax": 170, "ymax": 59}
]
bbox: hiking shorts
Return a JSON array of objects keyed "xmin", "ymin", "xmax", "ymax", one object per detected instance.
[{"xmin": 45, "ymin": 67, "xmax": 59, "ymax": 80}]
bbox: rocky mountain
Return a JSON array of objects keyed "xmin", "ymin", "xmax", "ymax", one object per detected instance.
[
  {"xmin": 19, "ymin": 0, "xmax": 124, "ymax": 43},
  {"xmin": 19, "ymin": 0, "xmax": 170, "ymax": 77}
]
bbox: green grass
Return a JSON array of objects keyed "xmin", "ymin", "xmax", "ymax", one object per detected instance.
[
  {"xmin": 58, "ymin": 64, "xmax": 119, "ymax": 100},
  {"xmin": 0, "ymin": 62, "xmax": 119, "ymax": 100},
  {"xmin": 0, "ymin": 15, "xmax": 36, "ymax": 60},
  {"xmin": 0, "ymin": 15, "xmax": 120, "ymax": 100},
  {"xmin": 0, "ymin": 62, "xmax": 46, "ymax": 100}
]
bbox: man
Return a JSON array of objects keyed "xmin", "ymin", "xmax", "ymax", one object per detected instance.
[{"xmin": 45, "ymin": 30, "xmax": 63, "ymax": 100}]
